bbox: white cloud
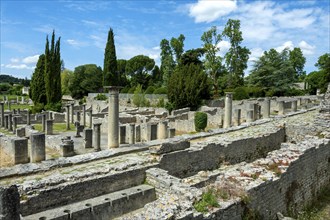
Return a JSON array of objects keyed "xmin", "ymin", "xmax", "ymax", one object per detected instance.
[
  {"xmin": 10, "ymin": 58, "xmax": 20, "ymax": 63},
  {"xmin": 89, "ymin": 35, "xmax": 106, "ymax": 49},
  {"xmin": 33, "ymin": 25, "xmax": 55, "ymax": 34},
  {"xmin": 274, "ymin": 8, "xmax": 316, "ymax": 29},
  {"xmin": 5, "ymin": 64, "xmax": 34, "ymax": 70},
  {"xmin": 276, "ymin": 41, "xmax": 294, "ymax": 52},
  {"xmin": 1, "ymin": 64, "xmax": 5, "ymax": 67},
  {"xmin": 249, "ymin": 48, "xmax": 264, "ymax": 62},
  {"xmin": 22, "ymin": 55, "xmax": 39, "ymax": 64},
  {"xmin": 152, "ymin": 46, "xmax": 160, "ymax": 50},
  {"xmin": 188, "ymin": 0, "xmax": 237, "ymax": 23},
  {"xmin": 216, "ymin": 40, "xmax": 230, "ymax": 56},
  {"xmin": 298, "ymin": 40, "xmax": 315, "ymax": 55}
]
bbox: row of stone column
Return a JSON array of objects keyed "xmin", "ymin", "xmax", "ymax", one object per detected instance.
[{"xmin": 65, "ymin": 104, "xmax": 90, "ymax": 130}]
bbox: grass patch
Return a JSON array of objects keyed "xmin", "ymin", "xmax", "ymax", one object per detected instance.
[
  {"xmin": 194, "ymin": 188, "xmax": 220, "ymax": 213},
  {"xmin": 34, "ymin": 123, "xmax": 75, "ymax": 132}
]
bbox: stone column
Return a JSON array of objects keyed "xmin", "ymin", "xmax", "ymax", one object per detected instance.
[
  {"xmin": 7, "ymin": 101, "xmax": 11, "ymax": 111},
  {"xmin": 17, "ymin": 109, "xmax": 20, "ymax": 114},
  {"xmin": 21, "ymin": 96, "xmax": 24, "ymax": 104},
  {"xmin": 49, "ymin": 111, "xmax": 53, "ymax": 120},
  {"xmin": 26, "ymin": 110, "xmax": 31, "ymax": 125},
  {"xmin": 224, "ymin": 92, "xmax": 233, "ymax": 128},
  {"xmin": 12, "ymin": 117, "xmax": 17, "ymax": 133},
  {"xmin": 246, "ymin": 110, "xmax": 254, "ymax": 122},
  {"xmin": 158, "ymin": 120, "xmax": 168, "ymax": 139},
  {"xmin": 233, "ymin": 109, "xmax": 241, "ymax": 126},
  {"xmin": 263, "ymin": 98, "xmax": 271, "ymax": 118},
  {"xmin": 105, "ymin": 86, "xmax": 121, "ymax": 148},
  {"xmin": 8, "ymin": 114, "xmax": 13, "ymax": 131},
  {"xmin": 0, "ymin": 102, "xmax": 4, "ymax": 127},
  {"xmin": 11, "ymin": 137, "xmax": 29, "ymax": 164},
  {"xmin": 75, "ymin": 121, "xmax": 81, "ymax": 137},
  {"xmin": 93, "ymin": 122, "xmax": 102, "ymax": 151},
  {"xmin": 82, "ymin": 104, "xmax": 86, "ymax": 127},
  {"xmin": 135, "ymin": 124, "xmax": 141, "ymax": 143},
  {"xmin": 119, "ymin": 125, "xmax": 126, "ymax": 144},
  {"xmin": 46, "ymin": 119, "xmax": 53, "ymax": 135},
  {"xmin": 89, "ymin": 109, "xmax": 93, "ymax": 128},
  {"xmin": 71, "ymin": 103, "xmax": 74, "ymax": 124},
  {"xmin": 60, "ymin": 136, "xmax": 75, "ymax": 157},
  {"xmin": 291, "ymin": 100, "xmax": 298, "ymax": 112},
  {"xmin": 16, "ymin": 96, "xmax": 19, "ymax": 104},
  {"xmin": 13, "ymin": 109, "xmax": 16, "ymax": 115},
  {"xmin": 66, "ymin": 105, "xmax": 70, "ymax": 130},
  {"xmin": 76, "ymin": 111, "xmax": 81, "ymax": 123},
  {"xmin": 84, "ymin": 128, "xmax": 93, "ymax": 148},
  {"xmin": 278, "ymin": 101, "xmax": 285, "ymax": 115},
  {"xmin": 4, "ymin": 115, "xmax": 8, "ymax": 129},
  {"xmin": 128, "ymin": 124, "xmax": 135, "ymax": 144},
  {"xmin": 42, "ymin": 114, "xmax": 46, "ymax": 132},
  {"xmin": 30, "ymin": 133, "xmax": 46, "ymax": 162}
]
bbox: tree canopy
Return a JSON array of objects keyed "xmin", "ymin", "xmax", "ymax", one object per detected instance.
[{"xmin": 126, "ymin": 55, "xmax": 155, "ymax": 89}]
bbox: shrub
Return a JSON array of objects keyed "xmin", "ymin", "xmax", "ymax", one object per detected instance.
[
  {"xmin": 120, "ymin": 86, "xmax": 130, "ymax": 93},
  {"xmin": 194, "ymin": 112, "xmax": 207, "ymax": 132},
  {"xmin": 45, "ymin": 102, "xmax": 62, "ymax": 112},
  {"xmin": 194, "ymin": 188, "xmax": 220, "ymax": 213},
  {"xmin": 233, "ymin": 87, "xmax": 249, "ymax": 100},
  {"xmin": 128, "ymin": 87, "xmax": 136, "ymax": 94},
  {"xmin": 246, "ymin": 87, "xmax": 265, "ymax": 98},
  {"xmin": 32, "ymin": 103, "xmax": 44, "ymax": 114},
  {"xmin": 153, "ymin": 87, "xmax": 167, "ymax": 94},
  {"xmin": 156, "ymin": 97, "xmax": 165, "ymax": 108},
  {"xmin": 145, "ymin": 86, "xmax": 155, "ymax": 94},
  {"xmin": 94, "ymin": 93, "xmax": 107, "ymax": 101},
  {"xmin": 133, "ymin": 85, "xmax": 150, "ymax": 107}
]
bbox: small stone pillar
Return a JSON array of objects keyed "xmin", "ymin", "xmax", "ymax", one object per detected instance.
[
  {"xmin": 89, "ymin": 109, "xmax": 93, "ymax": 128},
  {"xmin": 8, "ymin": 114, "xmax": 13, "ymax": 131},
  {"xmin": 13, "ymin": 109, "xmax": 16, "ymax": 114},
  {"xmin": 16, "ymin": 127, "xmax": 25, "ymax": 137},
  {"xmin": 49, "ymin": 111, "xmax": 53, "ymax": 120},
  {"xmin": 168, "ymin": 128, "xmax": 176, "ymax": 138},
  {"xmin": 278, "ymin": 101, "xmax": 285, "ymax": 115},
  {"xmin": 21, "ymin": 96, "xmax": 25, "ymax": 104},
  {"xmin": 71, "ymin": 103, "xmax": 74, "ymax": 124},
  {"xmin": 224, "ymin": 92, "xmax": 233, "ymax": 128},
  {"xmin": 0, "ymin": 185, "xmax": 20, "ymax": 220},
  {"xmin": 60, "ymin": 136, "xmax": 75, "ymax": 157},
  {"xmin": 46, "ymin": 119, "xmax": 53, "ymax": 135},
  {"xmin": 119, "ymin": 125, "xmax": 126, "ymax": 144},
  {"xmin": 26, "ymin": 110, "xmax": 30, "ymax": 126},
  {"xmin": 158, "ymin": 121, "xmax": 168, "ymax": 139},
  {"xmin": 233, "ymin": 109, "xmax": 241, "ymax": 126},
  {"xmin": 12, "ymin": 137, "xmax": 29, "ymax": 164},
  {"xmin": 316, "ymin": 89, "xmax": 320, "ymax": 96},
  {"xmin": 105, "ymin": 86, "xmax": 121, "ymax": 148},
  {"xmin": 93, "ymin": 122, "xmax": 102, "ymax": 151},
  {"xmin": 12, "ymin": 117, "xmax": 17, "ymax": 133},
  {"xmin": 16, "ymin": 96, "xmax": 19, "ymax": 104},
  {"xmin": 263, "ymin": 98, "xmax": 271, "ymax": 118},
  {"xmin": 30, "ymin": 133, "xmax": 46, "ymax": 162},
  {"xmin": 17, "ymin": 109, "xmax": 20, "ymax": 114},
  {"xmin": 75, "ymin": 121, "xmax": 81, "ymax": 137},
  {"xmin": 0, "ymin": 102, "xmax": 4, "ymax": 127},
  {"xmin": 291, "ymin": 100, "xmax": 298, "ymax": 112},
  {"xmin": 4, "ymin": 115, "xmax": 8, "ymax": 129},
  {"xmin": 128, "ymin": 124, "xmax": 135, "ymax": 144},
  {"xmin": 41, "ymin": 114, "xmax": 46, "ymax": 132},
  {"xmin": 246, "ymin": 110, "xmax": 254, "ymax": 122},
  {"xmin": 135, "ymin": 124, "xmax": 141, "ymax": 142},
  {"xmin": 76, "ymin": 111, "xmax": 81, "ymax": 123},
  {"xmin": 66, "ymin": 105, "xmax": 70, "ymax": 130},
  {"xmin": 84, "ymin": 128, "xmax": 93, "ymax": 148},
  {"xmin": 7, "ymin": 101, "xmax": 11, "ymax": 111},
  {"xmin": 82, "ymin": 104, "xmax": 86, "ymax": 127}
]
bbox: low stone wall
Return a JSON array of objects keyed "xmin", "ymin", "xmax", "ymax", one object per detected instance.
[{"xmin": 159, "ymin": 126, "xmax": 285, "ymax": 178}]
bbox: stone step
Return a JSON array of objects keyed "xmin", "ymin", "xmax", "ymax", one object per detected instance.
[{"xmin": 23, "ymin": 184, "xmax": 156, "ymax": 220}]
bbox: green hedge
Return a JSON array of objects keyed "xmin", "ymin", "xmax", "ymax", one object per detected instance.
[{"xmin": 194, "ymin": 112, "xmax": 207, "ymax": 132}]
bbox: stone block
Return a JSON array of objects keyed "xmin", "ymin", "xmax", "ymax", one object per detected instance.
[
  {"xmin": 11, "ymin": 137, "xmax": 29, "ymax": 164},
  {"xmin": 30, "ymin": 133, "xmax": 46, "ymax": 162},
  {"xmin": 150, "ymin": 140, "xmax": 190, "ymax": 155}
]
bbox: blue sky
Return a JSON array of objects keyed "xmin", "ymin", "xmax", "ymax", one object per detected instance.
[{"xmin": 1, "ymin": 0, "xmax": 329, "ymax": 79}]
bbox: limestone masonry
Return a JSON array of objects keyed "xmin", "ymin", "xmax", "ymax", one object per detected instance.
[{"xmin": 0, "ymin": 86, "xmax": 329, "ymax": 220}]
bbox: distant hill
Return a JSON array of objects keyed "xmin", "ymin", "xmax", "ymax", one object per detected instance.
[{"xmin": 0, "ymin": 74, "xmax": 30, "ymax": 86}]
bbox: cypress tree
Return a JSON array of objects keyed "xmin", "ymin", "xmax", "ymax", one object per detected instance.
[
  {"xmin": 103, "ymin": 28, "xmax": 118, "ymax": 86},
  {"xmin": 30, "ymin": 54, "xmax": 47, "ymax": 105}
]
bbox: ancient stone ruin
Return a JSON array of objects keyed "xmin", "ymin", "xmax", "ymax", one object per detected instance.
[{"xmin": 0, "ymin": 87, "xmax": 329, "ymax": 219}]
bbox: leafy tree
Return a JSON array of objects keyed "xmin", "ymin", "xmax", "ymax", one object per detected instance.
[
  {"xmin": 69, "ymin": 64, "xmax": 103, "ymax": 99},
  {"xmin": 180, "ymin": 48, "xmax": 205, "ymax": 66},
  {"xmin": 160, "ymin": 39, "xmax": 175, "ymax": 87},
  {"xmin": 248, "ymin": 48, "xmax": 295, "ymax": 95},
  {"xmin": 150, "ymin": 65, "xmax": 162, "ymax": 86},
  {"xmin": 167, "ymin": 62, "xmax": 210, "ymax": 110},
  {"xmin": 201, "ymin": 26, "xmax": 223, "ymax": 97},
  {"xmin": 223, "ymin": 19, "xmax": 250, "ymax": 88},
  {"xmin": 30, "ymin": 54, "xmax": 47, "ymax": 105},
  {"xmin": 61, "ymin": 69, "xmax": 73, "ymax": 95},
  {"xmin": 289, "ymin": 47, "xmax": 306, "ymax": 81},
  {"xmin": 44, "ymin": 30, "xmax": 62, "ymax": 106},
  {"xmin": 306, "ymin": 53, "xmax": 330, "ymax": 93},
  {"xmin": 126, "ymin": 55, "xmax": 155, "ymax": 89},
  {"xmin": 117, "ymin": 59, "xmax": 128, "ymax": 87},
  {"xmin": 170, "ymin": 34, "xmax": 185, "ymax": 65},
  {"xmin": 103, "ymin": 28, "xmax": 118, "ymax": 86}
]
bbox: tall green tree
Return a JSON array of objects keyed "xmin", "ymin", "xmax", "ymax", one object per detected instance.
[
  {"xmin": 103, "ymin": 28, "xmax": 118, "ymax": 86},
  {"xmin": 289, "ymin": 47, "xmax": 306, "ymax": 81},
  {"xmin": 30, "ymin": 54, "xmax": 47, "ymax": 105},
  {"xmin": 201, "ymin": 26, "xmax": 223, "ymax": 97},
  {"xmin": 61, "ymin": 69, "xmax": 73, "ymax": 95},
  {"xmin": 126, "ymin": 55, "xmax": 155, "ymax": 89},
  {"xmin": 160, "ymin": 39, "xmax": 175, "ymax": 87},
  {"xmin": 170, "ymin": 34, "xmax": 185, "ymax": 65},
  {"xmin": 306, "ymin": 53, "xmax": 330, "ymax": 93},
  {"xmin": 223, "ymin": 19, "xmax": 250, "ymax": 88},
  {"xmin": 44, "ymin": 30, "xmax": 62, "ymax": 106},
  {"xmin": 69, "ymin": 64, "xmax": 103, "ymax": 99}
]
